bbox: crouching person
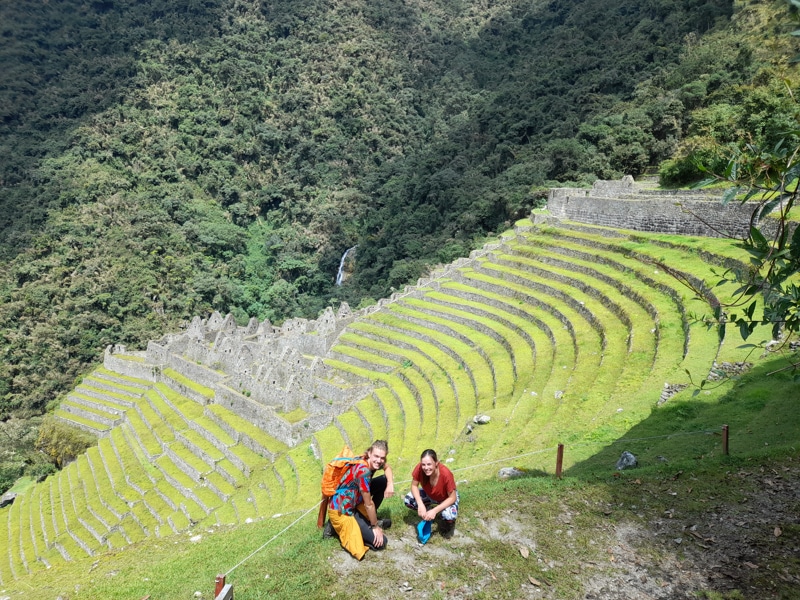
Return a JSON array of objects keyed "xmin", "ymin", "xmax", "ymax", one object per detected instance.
[
  {"xmin": 328, "ymin": 440, "xmax": 390, "ymax": 559},
  {"xmin": 404, "ymin": 449, "xmax": 459, "ymax": 538}
]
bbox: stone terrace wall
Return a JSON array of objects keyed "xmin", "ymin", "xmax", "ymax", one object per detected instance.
[
  {"xmin": 112, "ymin": 177, "xmax": 770, "ymax": 447},
  {"xmin": 119, "ymin": 303, "xmax": 375, "ymax": 446},
  {"xmin": 547, "ymin": 178, "xmax": 761, "ymax": 238}
]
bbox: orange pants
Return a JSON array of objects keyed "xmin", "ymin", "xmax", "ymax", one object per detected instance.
[{"xmin": 328, "ymin": 508, "xmax": 368, "ymax": 560}]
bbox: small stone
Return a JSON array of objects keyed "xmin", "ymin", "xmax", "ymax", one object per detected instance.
[
  {"xmin": 190, "ymin": 535, "xmax": 202, "ymax": 543},
  {"xmin": 616, "ymin": 451, "xmax": 637, "ymax": 470},
  {"xmin": 498, "ymin": 467, "xmax": 526, "ymax": 479},
  {"xmin": 473, "ymin": 415, "xmax": 491, "ymax": 424}
]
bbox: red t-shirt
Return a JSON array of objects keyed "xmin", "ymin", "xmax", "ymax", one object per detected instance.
[{"xmin": 411, "ymin": 463, "xmax": 456, "ymax": 503}]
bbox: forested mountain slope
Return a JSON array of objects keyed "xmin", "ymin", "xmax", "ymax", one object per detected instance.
[{"xmin": 0, "ymin": 0, "xmax": 797, "ymax": 487}]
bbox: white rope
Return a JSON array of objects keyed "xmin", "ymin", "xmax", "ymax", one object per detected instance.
[
  {"xmin": 567, "ymin": 428, "xmax": 720, "ymax": 450},
  {"xmin": 224, "ymin": 502, "xmax": 320, "ymax": 577}
]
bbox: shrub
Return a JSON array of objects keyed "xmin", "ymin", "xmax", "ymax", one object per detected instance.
[
  {"xmin": 0, "ymin": 461, "xmax": 24, "ymax": 495},
  {"xmin": 35, "ymin": 415, "xmax": 96, "ymax": 468}
]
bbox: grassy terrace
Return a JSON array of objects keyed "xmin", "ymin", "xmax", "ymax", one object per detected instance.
[
  {"xmin": 323, "ymin": 359, "xmax": 418, "ymax": 462},
  {"xmin": 508, "ymin": 236, "xmax": 686, "ymax": 356},
  {"xmin": 351, "ymin": 320, "xmax": 477, "ymax": 433},
  {"xmin": 525, "ymin": 224, "xmax": 773, "ymax": 363},
  {"xmin": 366, "ymin": 309, "xmax": 497, "ymax": 414},
  {"xmin": 2, "ymin": 218, "xmax": 785, "ymax": 586},
  {"xmin": 489, "ymin": 251, "xmax": 658, "ymax": 414},
  {"xmin": 436, "ymin": 281, "xmax": 568, "ymax": 397},
  {"xmin": 162, "ymin": 367, "xmax": 215, "ymax": 402},
  {"xmin": 335, "ymin": 332, "xmax": 446, "ymax": 445}
]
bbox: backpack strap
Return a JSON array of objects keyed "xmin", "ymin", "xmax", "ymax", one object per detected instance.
[{"xmin": 334, "ymin": 459, "xmax": 367, "ymax": 493}]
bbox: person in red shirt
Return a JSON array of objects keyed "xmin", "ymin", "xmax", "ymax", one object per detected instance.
[{"xmin": 404, "ymin": 449, "xmax": 459, "ymax": 538}]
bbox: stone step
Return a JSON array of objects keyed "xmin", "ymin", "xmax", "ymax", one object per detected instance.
[
  {"xmin": 161, "ymin": 367, "xmax": 215, "ymax": 405},
  {"xmin": 52, "ymin": 408, "xmax": 111, "ymax": 437},
  {"xmin": 364, "ymin": 310, "xmax": 494, "ymax": 419},
  {"xmin": 335, "ymin": 333, "xmax": 448, "ymax": 446},
  {"xmin": 62, "ymin": 393, "xmax": 126, "ymax": 426},
  {"xmin": 93, "ymin": 365, "xmax": 153, "ymax": 390}
]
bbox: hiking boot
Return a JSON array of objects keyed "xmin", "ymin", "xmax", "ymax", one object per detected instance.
[
  {"xmin": 377, "ymin": 517, "xmax": 392, "ymax": 530},
  {"xmin": 322, "ymin": 520, "xmax": 335, "ymax": 539},
  {"xmin": 439, "ymin": 519, "xmax": 455, "ymax": 539}
]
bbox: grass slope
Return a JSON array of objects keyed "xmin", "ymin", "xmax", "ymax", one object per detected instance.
[
  {"xmin": 5, "ymin": 354, "xmax": 798, "ymax": 600},
  {"xmin": 1, "ymin": 220, "xmax": 797, "ymax": 599}
]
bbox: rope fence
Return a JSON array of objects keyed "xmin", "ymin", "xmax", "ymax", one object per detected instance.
[{"xmin": 213, "ymin": 424, "xmax": 731, "ymax": 599}]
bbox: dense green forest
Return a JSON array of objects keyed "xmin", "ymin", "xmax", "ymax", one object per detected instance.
[{"xmin": 0, "ymin": 0, "xmax": 798, "ymax": 489}]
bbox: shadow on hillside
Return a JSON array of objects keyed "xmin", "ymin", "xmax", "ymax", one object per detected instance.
[
  {"xmin": 563, "ymin": 351, "xmax": 800, "ymax": 479},
  {"xmin": 0, "ymin": 0, "xmax": 224, "ymax": 256}
]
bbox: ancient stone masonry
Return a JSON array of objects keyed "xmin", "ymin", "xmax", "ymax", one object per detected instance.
[
  {"xmin": 99, "ymin": 177, "xmax": 761, "ymax": 449},
  {"xmin": 547, "ymin": 177, "xmax": 763, "ymax": 238},
  {"xmin": 105, "ymin": 304, "xmax": 374, "ymax": 447},
  {"xmin": 99, "ymin": 241, "xmax": 505, "ymax": 449}
]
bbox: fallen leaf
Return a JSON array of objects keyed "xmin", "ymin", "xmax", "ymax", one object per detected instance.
[
  {"xmin": 528, "ymin": 576, "xmax": 541, "ymax": 587},
  {"xmin": 633, "ymin": 479, "xmax": 641, "ymax": 485},
  {"xmin": 774, "ymin": 527, "xmax": 782, "ymax": 537},
  {"xmin": 519, "ymin": 546, "xmax": 530, "ymax": 558},
  {"xmin": 744, "ymin": 562, "xmax": 759, "ymax": 570}
]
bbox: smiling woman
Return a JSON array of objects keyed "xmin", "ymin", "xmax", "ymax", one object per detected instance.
[{"xmin": 404, "ymin": 448, "xmax": 460, "ymax": 539}]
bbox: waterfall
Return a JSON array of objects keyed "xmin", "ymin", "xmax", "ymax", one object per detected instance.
[{"xmin": 335, "ymin": 246, "xmax": 357, "ymax": 286}]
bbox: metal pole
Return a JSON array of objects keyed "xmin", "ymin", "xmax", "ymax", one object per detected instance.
[
  {"xmin": 722, "ymin": 424, "xmax": 729, "ymax": 456},
  {"xmin": 556, "ymin": 444, "xmax": 564, "ymax": 479}
]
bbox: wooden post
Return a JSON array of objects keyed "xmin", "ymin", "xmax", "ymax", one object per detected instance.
[
  {"xmin": 555, "ymin": 444, "xmax": 564, "ymax": 479},
  {"xmin": 722, "ymin": 424, "xmax": 729, "ymax": 456},
  {"xmin": 215, "ymin": 575, "xmax": 226, "ymax": 597}
]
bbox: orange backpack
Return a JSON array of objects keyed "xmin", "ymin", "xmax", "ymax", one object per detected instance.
[{"xmin": 317, "ymin": 445, "xmax": 366, "ymax": 527}]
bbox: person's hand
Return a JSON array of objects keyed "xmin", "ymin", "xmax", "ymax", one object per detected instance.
[
  {"xmin": 417, "ymin": 505, "xmax": 427, "ymax": 519},
  {"xmin": 424, "ymin": 509, "xmax": 436, "ymax": 522},
  {"xmin": 372, "ymin": 526, "xmax": 385, "ymax": 548},
  {"xmin": 386, "ymin": 482, "xmax": 395, "ymax": 498}
]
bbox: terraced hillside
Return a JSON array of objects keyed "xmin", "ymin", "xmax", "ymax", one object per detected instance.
[{"xmin": 0, "ymin": 217, "xmax": 764, "ymax": 584}]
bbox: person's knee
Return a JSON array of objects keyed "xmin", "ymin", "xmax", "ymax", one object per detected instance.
[{"xmin": 367, "ymin": 535, "xmax": 388, "ymax": 551}]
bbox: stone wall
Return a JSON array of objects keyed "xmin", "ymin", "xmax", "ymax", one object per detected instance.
[
  {"xmin": 547, "ymin": 179, "xmax": 761, "ymax": 238},
  {"xmin": 105, "ymin": 177, "xmax": 773, "ymax": 449},
  {"xmin": 106, "ymin": 303, "xmax": 376, "ymax": 447}
]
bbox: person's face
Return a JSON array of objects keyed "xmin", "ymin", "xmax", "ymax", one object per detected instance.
[
  {"xmin": 420, "ymin": 455, "xmax": 437, "ymax": 477},
  {"xmin": 367, "ymin": 447, "xmax": 387, "ymax": 471}
]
